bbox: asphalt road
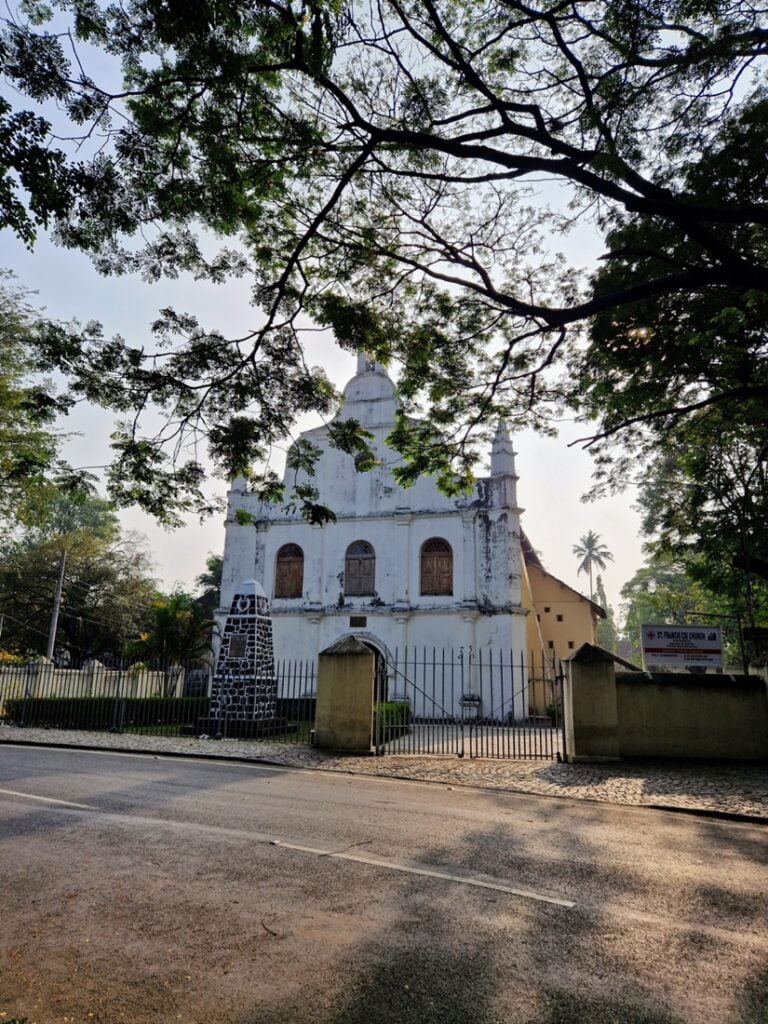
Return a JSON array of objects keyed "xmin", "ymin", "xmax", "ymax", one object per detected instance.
[{"xmin": 0, "ymin": 745, "xmax": 766, "ymax": 1024}]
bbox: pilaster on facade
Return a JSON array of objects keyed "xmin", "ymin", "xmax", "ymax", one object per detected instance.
[
  {"xmin": 458, "ymin": 508, "xmax": 477, "ymax": 606},
  {"xmin": 392, "ymin": 603, "xmax": 411, "ymax": 625},
  {"xmin": 393, "ymin": 507, "xmax": 412, "ymax": 604},
  {"xmin": 459, "ymin": 603, "xmax": 480, "ymax": 623},
  {"xmin": 305, "ymin": 604, "xmax": 324, "ymax": 625}
]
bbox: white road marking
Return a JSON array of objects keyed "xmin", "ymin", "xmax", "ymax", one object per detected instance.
[
  {"xmin": 0, "ymin": 784, "xmax": 575, "ymax": 908},
  {"xmin": 272, "ymin": 839, "xmax": 576, "ymax": 907},
  {"xmin": 2, "ymin": 789, "xmax": 762, "ymax": 952},
  {"xmin": 0, "ymin": 787, "xmax": 96, "ymax": 810}
]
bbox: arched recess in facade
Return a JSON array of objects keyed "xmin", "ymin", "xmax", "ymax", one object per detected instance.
[
  {"xmin": 274, "ymin": 543, "xmax": 304, "ymax": 598},
  {"xmin": 420, "ymin": 538, "xmax": 453, "ymax": 596}
]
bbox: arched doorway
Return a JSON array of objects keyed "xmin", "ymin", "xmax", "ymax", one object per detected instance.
[{"xmin": 360, "ymin": 639, "xmax": 388, "ymax": 703}]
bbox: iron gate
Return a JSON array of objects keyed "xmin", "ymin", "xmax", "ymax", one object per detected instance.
[{"xmin": 373, "ymin": 647, "xmax": 565, "ymax": 760}]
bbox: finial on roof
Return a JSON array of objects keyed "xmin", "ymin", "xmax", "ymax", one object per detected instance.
[
  {"xmin": 356, "ymin": 350, "xmax": 377, "ymax": 374},
  {"xmin": 493, "ymin": 419, "xmax": 511, "ymax": 444},
  {"xmin": 490, "ymin": 419, "xmax": 517, "ymax": 478}
]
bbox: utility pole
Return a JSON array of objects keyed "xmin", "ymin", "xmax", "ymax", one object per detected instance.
[{"xmin": 46, "ymin": 549, "xmax": 67, "ymax": 661}]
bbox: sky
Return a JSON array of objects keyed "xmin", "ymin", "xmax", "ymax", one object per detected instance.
[{"xmin": 2, "ymin": 226, "xmax": 644, "ymax": 621}]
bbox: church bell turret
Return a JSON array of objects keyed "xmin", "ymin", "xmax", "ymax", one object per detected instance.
[{"xmin": 490, "ymin": 420, "xmax": 519, "ymax": 508}]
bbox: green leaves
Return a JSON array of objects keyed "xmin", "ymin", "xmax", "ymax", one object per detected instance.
[
  {"xmin": 0, "ymin": 0, "xmax": 766, "ymax": 527},
  {"xmin": 0, "ymin": 100, "xmax": 78, "ymax": 245},
  {"xmin": 285, "ymin": 437, "xmax": 322, "ymax": 475},
  {"xmin": 310, "ymin": 293, "xmax": 394, "ymax": 358},
  {"xmin": 208, "ymin": 417, "xmax": 269, "ymax": 479},
  {"xmin": 107, "ymin": 433, "xmax": 217, "ymax": 528},
  {"xmin": 127, "ymin": 590, "xmax": 214, "ymax": 668},
  {"xmin": 626, "ymin": 401, "xmax": 768, "ymax": 640},
  {"xmin": 388, "ymin": 412, "xmax": 476, "ymax": 496},
  {"xmin": 326, "ymin": 418, "xmax": 375, "ymax": 471},
  {"xmin": 283, "ymin": 483, "xmax": 336, "ymax": 525},
  {"xmin": 0, "ymin": 273, "xmax": 92, "ymax": 528},
  {"xmin": 575, "ymin": 94, "xmax": 768, "ymax": 515}
]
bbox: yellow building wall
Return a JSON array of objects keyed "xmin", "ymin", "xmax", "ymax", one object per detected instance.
[
  {"xmin": 520, "ymin": 558, "xmax": 546, "ymax": 664},
  {"xmin": 523, "ymin": 563, "xmax": 598, "ymax": 666}
]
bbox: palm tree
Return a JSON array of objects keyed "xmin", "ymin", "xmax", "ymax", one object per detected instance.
[
  {"xmin": 573, "ymin": 531, "xmax": 614, "ymax": 602},
  {"xmin": 129, "ymin": 592, "xmax": 214, "ymax": 696}
]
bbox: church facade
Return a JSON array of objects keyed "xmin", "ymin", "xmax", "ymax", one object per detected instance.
[{"xmin": 219, "ymin": 357, "xmax": 602, "ymax": 702}]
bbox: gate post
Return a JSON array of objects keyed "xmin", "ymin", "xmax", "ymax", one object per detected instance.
[
  {"xmin": 563, "ymin": 644, "xmax": 620, "ymax": 762},
  {"xmin": 314, "ymin": 637, "xmax": 375, "ymax": 753}
]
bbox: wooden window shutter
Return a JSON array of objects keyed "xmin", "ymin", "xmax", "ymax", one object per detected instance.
[
  {"xmin": 420, "ymin": 539, "xmax": 453, "ymax": 596},
  {"xmin": 345, "ymin": 541, "xmax": 375, "ymax": 596},
  {"xmin": 275, "ymin": 544, "xmax": 304, "ymax": 598}
]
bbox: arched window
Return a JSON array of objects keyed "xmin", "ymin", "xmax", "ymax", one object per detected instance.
[
  {"xmin": 274, "ymin": 544, "xmax": 304, "ymax": 598},
  {"xmin": 345, "ymin": 541, "xmax": 375, "ymax": 596},
  {"xmin": 420, "ymin": 538, "xmax": 453, "ymax": 596}
]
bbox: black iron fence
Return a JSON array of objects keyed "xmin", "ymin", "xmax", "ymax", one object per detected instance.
[
  {"xmin": 373, "ymin": 647, "xmax": 565, "ymax": 760},
  {"xmin": 1, "ymin": 648, "xmax": 564, "ymax": 760},
  {"xmin": 0, "ymin": 657, "xmax": 316, "ymax": 744}
]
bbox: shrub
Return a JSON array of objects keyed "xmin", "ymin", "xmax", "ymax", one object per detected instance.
[
  {"xmin": 374, "ymin": 700, "xmax": 412, "ymax": 742},
  {"xmin": 275, "ymin": 696, "xmax": 316, "ymax": 722},
  {"xmin": 375, "ymin": 701, "xmax": 412, "ymax": 727},
  {"xmin": 0, "ymin": 650, "xmax": 25, "ymax": 664},
  {"xmin": 2, "ymin": 696, "xmax": 210, "ymax": 731}
]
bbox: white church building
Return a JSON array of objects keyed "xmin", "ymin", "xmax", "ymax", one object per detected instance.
[{"xmin": 219, "ymin": 356, "xmax": 601, "ymax": 716}]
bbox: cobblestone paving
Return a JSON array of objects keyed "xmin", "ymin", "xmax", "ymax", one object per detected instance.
[{"xmin": 1, "ymin": 724, "xmax": 767, "ymax": 819}]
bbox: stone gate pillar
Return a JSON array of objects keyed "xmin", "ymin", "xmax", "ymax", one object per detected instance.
[
  {"xmin": 314, "ymin": 636, "xmax": 375, "ymax": 753},
  {"xmin": 563, "ymin": 643, "xmax": 620, "ymax": 762}
]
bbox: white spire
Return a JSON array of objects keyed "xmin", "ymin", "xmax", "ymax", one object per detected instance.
[{"xmin": 490, "ymin": 420, "xmax": 517, "ymax": 478}]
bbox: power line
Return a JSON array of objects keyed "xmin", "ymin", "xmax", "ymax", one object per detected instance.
[
  {"xmin": 0, "ymin": 610, "xmax": 57, "ymax": 642},
  {"xmin": 0, "ymin": 578, "xmax": 158, "ymax": 619}
]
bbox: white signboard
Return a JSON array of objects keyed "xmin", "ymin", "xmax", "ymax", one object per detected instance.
[{"xmin": 641, "ymin": 624, "xmax": 723, "ymax": 668}]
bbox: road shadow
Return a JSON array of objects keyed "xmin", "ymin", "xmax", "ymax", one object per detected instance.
[
  {"xmin": 2, "ymin": 749, "xmax": 765, "ymax": 1024},
  {"xmin": 0, "ymin": 745, "xmax": 296, "ymax": 843},
  {"xmin": 737, "ymin": 965, "xmax": 768, "ymax": 1023},
  {"xmin": 231, "ymin": 814, "xmax": 709, "ymax": 1024}
]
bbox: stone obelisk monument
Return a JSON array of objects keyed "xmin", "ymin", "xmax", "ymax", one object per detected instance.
[{"xmin": 197, "ymin": 579, "xmax": 289, "ymax": 738}]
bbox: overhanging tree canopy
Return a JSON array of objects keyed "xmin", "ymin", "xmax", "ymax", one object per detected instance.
[
  {"xmin": 1, "ymin": 1, "xmax": 767, "ymax": 518},
  {"xmin": 0, "ymin": 272, "xmax": 87, "ymax": 528}
]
